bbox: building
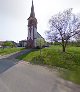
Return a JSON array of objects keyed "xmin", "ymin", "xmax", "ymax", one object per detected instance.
[
  {"xmin": 0, "ymin": 41, "xmax": 4, "ymax": 48},
  {"xmin": 27, "ymin": 0, "xmax": 45, "ymax": 48},
  {"xmin": 19, "ymin": 40, "xmax": 27, "ymax": 47}
]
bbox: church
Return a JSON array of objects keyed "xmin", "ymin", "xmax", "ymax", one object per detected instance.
[{"xmin": 27, "ymin": 0, "xmax": 45, "ymax": 48}]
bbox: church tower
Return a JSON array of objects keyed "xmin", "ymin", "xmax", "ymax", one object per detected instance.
[{"xmin": 27, "ymin": 0, "xmax": 37, "ymax": 48}]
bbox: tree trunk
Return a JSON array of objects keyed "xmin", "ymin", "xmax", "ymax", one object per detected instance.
[
  {"xmin": 62, "ymin": 45, "xmax": 65, "ymax": 52},
  {"xmin": 62, "ymin": 37, "xmax": 66, "ymax": 52}
]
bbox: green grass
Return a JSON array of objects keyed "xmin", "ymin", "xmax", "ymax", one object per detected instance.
[
  {"xmin": 0, "ymin": 47, "xmax": 25, "ymax": 55},
  {"xmin": 18, "ymin": 45, "xmax": 80, "ymax": 84}
]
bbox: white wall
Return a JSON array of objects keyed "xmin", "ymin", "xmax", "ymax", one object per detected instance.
[
  {"xmin": 28, "ymin": 26, "xmax": 33, "ymax": 40},
  {"xmin": 28, "ymin": 26, "xmax": 37, "ymax": 47},
  {"xmin": 34, "ymin": 28, "xmax": 37, "ymax": 39}
]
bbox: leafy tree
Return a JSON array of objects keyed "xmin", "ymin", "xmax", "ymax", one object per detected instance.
[
  {"xmin": 36, "ymin": 38, "xmax": 45, "ymax": 48},
  {"xmin": 36, "ymin": 38, "xmax": 45, "ymax": 57},
  {"xmin": 2, "ymin": 41, "xmax": 15, "ymax": 48},
  {"xmin": 47, "ymin": 8, "xmax": 80, "ymax": 52}
]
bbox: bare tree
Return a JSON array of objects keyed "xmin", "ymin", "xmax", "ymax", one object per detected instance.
[
  {"xmin": 46, "ymin": 29, "xmax": 59, "ymax": 43},
  {"xmin": 75, "ymin": 32, "xmax": 80, "ymax": 42},
  {"xmin": 48, "ymin": 8, "xmax": 80, "ymax": 52}
]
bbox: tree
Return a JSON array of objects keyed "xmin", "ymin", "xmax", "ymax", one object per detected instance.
[
  {"xmin": 36, "ymin": 38, "xmax": 45, "ymax": 57},
  {"xmin": 36, "ymin": 38, "xmax": 45, "ymax": 48},
  {"xmin": 47, "ymin": 8, "xmax": 80, "ymax": 52},
  {"xmin": 75, "ymin": 33, "xmax": 80, "ymax": 47},
  {"xmin": 75, "ymin": 14, "xmax": 80, "ymax": 43},
  {"xmin": 2, "ymin": 41, "xmax": 15, "ymax": 48},
  {"xmin": 45, "ymin": 30, "xmax": 59, "ymax": 44},
  {"xmin": 75, "ymin": 32, "xmax": 80, "ymax": 41}
]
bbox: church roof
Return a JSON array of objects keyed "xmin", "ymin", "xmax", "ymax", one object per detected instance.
[{"xmin": 37, "ymin": 32, "xmax": 45, "ymax": 40}]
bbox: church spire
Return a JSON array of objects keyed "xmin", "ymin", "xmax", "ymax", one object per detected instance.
[{"xmin": 30, "ymin": 0, "xmax": 35, "ymax": 17}]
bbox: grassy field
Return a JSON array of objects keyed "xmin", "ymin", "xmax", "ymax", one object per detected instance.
[
  {"xmin": 18, "ymin": 46, "xmax": 80, "ymax": 84},
  {"xmin": 0, "ymin": 47, "xmax": 25, "ymax": 55}
]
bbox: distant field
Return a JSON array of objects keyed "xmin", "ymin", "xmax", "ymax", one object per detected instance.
[
  {"xmin": 0, "ymin": 47, "xmax": 25, "ymax": 55},
  {"xmin": 18, "ymin": 45, "xmax": 80, "ymax": 84}
]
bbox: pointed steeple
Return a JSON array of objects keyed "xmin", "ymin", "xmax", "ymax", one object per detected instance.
[{"xmin": 30, "ymin": 0, "xmax": 35, "ymax": 17}]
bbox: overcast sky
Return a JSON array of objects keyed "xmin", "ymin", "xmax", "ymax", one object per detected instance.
[{"xmin": 0, "ymin": 0, "xmax": 80, "ymax": 42}]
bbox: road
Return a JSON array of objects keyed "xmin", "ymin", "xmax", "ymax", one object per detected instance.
[{"xmin": 0, "ymin": 49, "xmax": 80, "ymax": 92}]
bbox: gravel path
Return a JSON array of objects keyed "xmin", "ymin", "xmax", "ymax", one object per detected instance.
[{"xmin": 0, "ymin": 49, "xmax": 80, "ymax": 92}]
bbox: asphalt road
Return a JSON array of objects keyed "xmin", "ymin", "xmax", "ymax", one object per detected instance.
[{"xmin": 0, "ymin": 49, "xmax": 80, "ymax": 92}]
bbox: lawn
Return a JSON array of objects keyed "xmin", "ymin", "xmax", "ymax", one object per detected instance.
[
  {"xmin": 0, "ymin": 47, "xmax": 25, "ymax": 55},
  {"xmin": 18, "ymin": 45, "xmax": 80, "ymax": 84}
]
